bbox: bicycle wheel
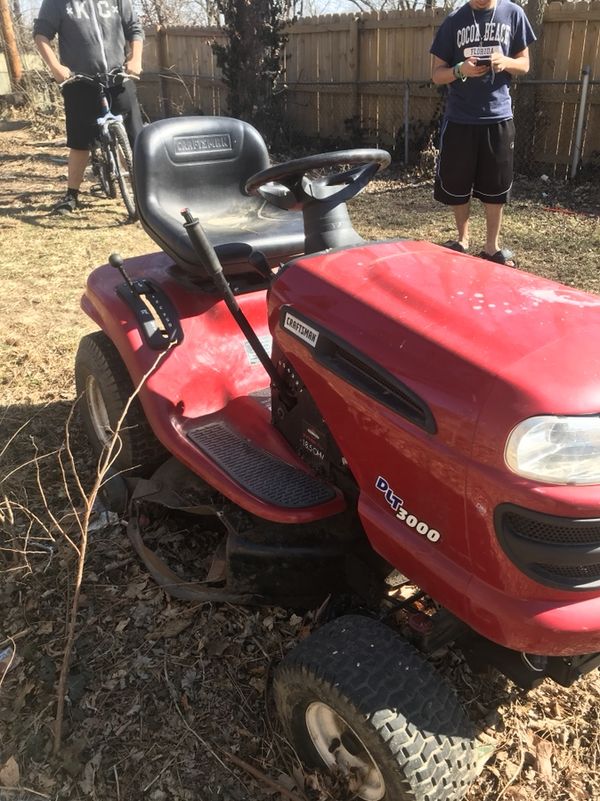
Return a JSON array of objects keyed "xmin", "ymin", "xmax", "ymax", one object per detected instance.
[
  {"xmin": 91, "ymin": 142, "xmax": 115, "ymax": 199},
  {"xmin": 108, "ymin": 120, "xmax": 138, "ymax": 220}
]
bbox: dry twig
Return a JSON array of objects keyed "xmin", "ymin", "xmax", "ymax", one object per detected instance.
[
  {"xmin": 53, "ymin": 345, "xmax": 174, "ymax": 754},
  {"xmin": 222, "ymin": 750, "xmax": 308, "ymax": 801}
]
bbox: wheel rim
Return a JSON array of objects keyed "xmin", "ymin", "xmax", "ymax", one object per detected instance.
[
  {"xmin": 85, "ymin": 375, "xmax": 113, "ymax": 447},
  {"xmin": 305, "ymin": 702, "xmax": 386, "ymax": 801}
]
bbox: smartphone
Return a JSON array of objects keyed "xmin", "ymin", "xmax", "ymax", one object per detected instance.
[{"xmin": 475, "ymin": 57, "xmax": 491, "ymax": 66}]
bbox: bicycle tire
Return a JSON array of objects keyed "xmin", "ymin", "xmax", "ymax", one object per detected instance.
[
  {"xmin": 91, "ymin": 143, "xmax": 114, "ymax": 199},
  {"xmin": 108, "ymin": 120, "xmax": 138, "ymax": 220},
  {"xmin": 101, "ymin": 138, "xmax": 118, "ymax": 198}
]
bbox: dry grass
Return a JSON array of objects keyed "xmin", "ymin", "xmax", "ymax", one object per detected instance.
[{"xmin": 1, "ymin": 117, "xmax": 599, "ymax": 801}]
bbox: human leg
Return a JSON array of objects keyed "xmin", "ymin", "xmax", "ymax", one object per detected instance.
[
  {"xmin": 51, "ymin": 148, "xmax": 90, "ymax": 213},
  {"xmin": 473, "ymin": 121, "xmax": 516, "ymax": 264},
  {"xmin": 482, "ymin": 202, "xmax": 503, "ymax": 255},
  {"xmin": 110, "ymin": 80, "xmax": 144, "ymax": 148},
  {"xmin": 53, "ymin": 83, "xmax": 99, "ymax": 212},
  {"xmin": 434, "ymin": 121, "xmax": 478, "ymax": 251},
  {"xmin": 452, "ymin": 202, "xmax": 471, "ymax": 251},
  {"xmin": 67, "ymin": 148, "xmax": 90, "ymax": 191}
]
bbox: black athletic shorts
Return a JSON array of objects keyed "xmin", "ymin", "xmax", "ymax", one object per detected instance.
[
  {"xmin": 62, "ymin": 79, "xmax": 143, "ymax": 151},
  {"xmin": 434, "ymin": 119, "xmax": 515, "ymax": 206}
]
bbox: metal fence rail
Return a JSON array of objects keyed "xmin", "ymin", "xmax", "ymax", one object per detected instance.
[{"xmin": 279, "ymin": 72, "xmax": 599, "ymax": 178}]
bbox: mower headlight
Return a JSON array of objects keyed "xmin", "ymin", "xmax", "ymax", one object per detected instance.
[{"xmin": 505, "ymin": 415, "xmax": 600, "ymax": 484}]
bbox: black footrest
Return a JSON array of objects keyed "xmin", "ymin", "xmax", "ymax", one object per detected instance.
[{"xmin": 188, "ymin": 422, "xmax": 336, "ymax": 509}]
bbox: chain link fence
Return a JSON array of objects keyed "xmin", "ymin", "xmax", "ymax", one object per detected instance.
[
  {"xmin": 276, "ymin": 76, "xmax": 597, "ymax": 179},
  {"xmin": 2, "ymin": 20, "xmax": 597, "ymax": 180}
]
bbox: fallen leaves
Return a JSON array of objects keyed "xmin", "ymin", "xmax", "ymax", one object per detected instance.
[
  {"xmin": 0, "ymin": 756, "xmax": 20, "ymax": 787},
  {"xmin": 0, "ymin": 125, "xmax": 599, "ymax": 801},
  {"xmin": 146, "ymin": 617, "xmax": 193, "ymax": 640},
  {"xmin": 534, "ymin": 736, "xmax": 554, "ymax": 782}
]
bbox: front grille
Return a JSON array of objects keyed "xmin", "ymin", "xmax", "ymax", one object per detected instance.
[
  {"xmin": 536, "ymin": 563, "xmax": 600, "ymax": 580},
  {"xmin": 503, "ymin": 511, "xmax": 600, "ymax": 545},
  {"xmin": 495, "ymin": 504, "xmax": 600, "ymax": 591}
]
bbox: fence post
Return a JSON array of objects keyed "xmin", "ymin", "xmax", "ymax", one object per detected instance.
[
  {"xmin": 403, "ymin": 81, "xmax": 410, "ymax": 165},
  {"xmin": 349, "ymin": 15, "xmax": 361, "ymax": 126},
  {"xmin": 570, "ymin": 66, "xmax": 591, "ymax": 179},
  {"xmin": 156, "ymin": 24, "xmax": 172, "ymax": 118}
]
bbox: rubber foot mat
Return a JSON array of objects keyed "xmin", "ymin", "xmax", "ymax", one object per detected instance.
[{"xmin": 188, "ymin": 421, "xmax": 335, "ymax": 508}]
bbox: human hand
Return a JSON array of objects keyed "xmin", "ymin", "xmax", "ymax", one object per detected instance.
[
  {"xmin": 52, "ymin": 64, "xmax": 71, "ymax": 84},
  {"xmin": 491, "ymin": 52, "xmax": 510, "ymax": 73},
  {"xmin": 125, "ymin": 59, "xmax": 142, "ymax": 77},
  {"xmin": 460, "ymin": 57, "xmax": 490, "ymax": 78}
]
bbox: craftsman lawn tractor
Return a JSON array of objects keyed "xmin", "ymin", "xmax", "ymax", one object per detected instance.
[{"xmin": 75, "ymin": 116, "xmax": 600, "ymax": 801}]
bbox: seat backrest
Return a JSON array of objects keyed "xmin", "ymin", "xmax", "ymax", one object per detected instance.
[
  {"xmin": 134, "ymin": 116, "xmax": 270, "ymax": 224},
  {"xmin": 133, "ymin": 116, "xmax": 306, "ymax": 282}
]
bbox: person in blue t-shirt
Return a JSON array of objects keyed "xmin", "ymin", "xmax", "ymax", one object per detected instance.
[{"xmin": 430, "ymin": 0, "xmax": 536, "ymax": 267}]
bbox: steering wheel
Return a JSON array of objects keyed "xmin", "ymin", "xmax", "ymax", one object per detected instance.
[{"xmin": 244, "ymin": 149, "xmax": 391, "ymax": 211}]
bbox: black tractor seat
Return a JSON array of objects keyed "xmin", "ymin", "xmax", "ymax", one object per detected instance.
[{"xmin": 133, "ymin": 117, "xmax": 306, "ymax": 280}]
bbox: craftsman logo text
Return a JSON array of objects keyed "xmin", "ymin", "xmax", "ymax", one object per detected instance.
[
  {"xmin": 173, "ymin": 134, "xmax": 232, "ymax": 155},
  {"xmin": 283, "ymin": 313, "xmax": 320, "ymax": 347}
]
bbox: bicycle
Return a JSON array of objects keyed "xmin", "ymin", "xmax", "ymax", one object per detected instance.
[{"xmin": 60, "ymin": 69, "xmax": 138, "ymax": 221}]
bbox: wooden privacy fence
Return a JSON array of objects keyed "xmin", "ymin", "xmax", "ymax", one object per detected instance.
[
  {"xmin": 139, "ymin": 25, "xmax": 227, "ymax": 119},
  {"xmin": 137, "ymin": 2, "xmax": 600, "ymax": 173}
]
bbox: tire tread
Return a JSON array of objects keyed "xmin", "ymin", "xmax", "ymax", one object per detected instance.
[
  {"xmin": 274, "ymin": 614, "xmax": 478, "ymax": 801},
  {"xmin": 75, "ymin": 331, "xmax": 166, "ymax": 476}
]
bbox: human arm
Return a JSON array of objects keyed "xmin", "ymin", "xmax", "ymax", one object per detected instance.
[
  {"xmin": 33, "ymin": 0, "xmax": 70, "ymax": 83},
  {"xmin": 34, "ymin": 34, "xmax": 70, "ymax": 83},
  {"xmin": 492, "ymin": 7, "xmax": 535, "ymax": 76},
  {"xmin": 125, "ymin": 38, "xmax": 143, "ymax": 76},
  {"xmin": 431, "ymin": 55, "xmax": 490, "ymax": 85},
  {"xmin": 121, "ymin": 0, "xmax": 144, "ymax": 74},
  {"xmin": 490, "ymin": 48, "xmax": 530, "ymax": 77}
]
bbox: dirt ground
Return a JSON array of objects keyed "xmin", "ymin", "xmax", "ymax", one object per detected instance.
[{"xmin": 1, "ymin": 115, "xmax": 600, "ymax": 801}]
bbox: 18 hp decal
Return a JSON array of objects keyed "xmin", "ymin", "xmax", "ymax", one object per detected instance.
[{"xmin": 375, "ymin": 476, "xmax": 441, "ymax": 543}]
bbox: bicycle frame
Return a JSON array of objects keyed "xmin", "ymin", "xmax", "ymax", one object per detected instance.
[
  {"xmin": 97, "ymin": 99, "xmax": 124, "ymax": 141},
  {"xmin": 60, "ymin": 70, "xmax": 138, "ymax": 219}
]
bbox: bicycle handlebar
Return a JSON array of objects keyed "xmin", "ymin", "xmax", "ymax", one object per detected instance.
[{"xmin": 59, "ymin": 69, "xmax": 140, "ymax": 89}]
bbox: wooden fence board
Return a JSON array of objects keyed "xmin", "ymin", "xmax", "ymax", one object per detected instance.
[
  {"xmin": 569, "ymin": 19, "xmax": 587, "ymax": 77},
  {"xmin": 583, "ymin": 84, "xmax": 600, "ymax": 159},
  {"xmin": 137, "ymin": 5, "xmax": 600, "ymax": 169}
]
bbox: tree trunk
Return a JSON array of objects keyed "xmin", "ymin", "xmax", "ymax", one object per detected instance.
[
  {"xmin": 0, "ymin": 0, "xmax": 22, "ymax": 86},
  {"xmin": 214, "ymin": 0, "xmax": 287, "ymax": 142}
]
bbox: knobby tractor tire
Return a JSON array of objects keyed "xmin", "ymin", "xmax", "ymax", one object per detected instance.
[
  {"xmin": 274, "ymin": 614, "xmax": 478, "ymax": 801},
  {"xmin": 108, "ymin": 120, "xmax": 138, "ymax": 221},
  {"xmin": 75, "ymin": 331, "xmax": 167, "ymax": 477}
]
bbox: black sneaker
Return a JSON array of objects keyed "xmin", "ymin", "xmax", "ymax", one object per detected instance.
[{"xmin": 51, "ymin": 192, "xmax": 78, "ymax": 214}]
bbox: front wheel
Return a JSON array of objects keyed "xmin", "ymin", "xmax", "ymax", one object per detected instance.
[
  {"xmin": 108, "ymin": 121, "xmax": 138, "ymax": 221},
  {"xmin": 91, "ymin": 143, "xmax": 115, "ymax": 199},
  {"xmin": 274, "ymin": 615, "xmax": 478, "ymax": 801},
  {"xmin": 75, "ymin": 331, "xmax": 167, "ymax": 477}
]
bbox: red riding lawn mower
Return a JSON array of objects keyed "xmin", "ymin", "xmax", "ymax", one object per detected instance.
[{"xmin": 76, "ymin": 117, "xmax": 600, "ymax": 801}]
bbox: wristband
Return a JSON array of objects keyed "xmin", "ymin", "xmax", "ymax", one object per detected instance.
[{"xmin": 453, "ymin": 62, "xmax": 467, "ymax": 82}]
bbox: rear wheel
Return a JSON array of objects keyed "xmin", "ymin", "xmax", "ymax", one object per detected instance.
[
  {"xmin": 75, "ymin": 331, "xmax": 166, "ymax": 477},
  {"xmin": 108, "ymin": 120, "xmax": 137, "ymax": 220},
  {"xmin": 274, "ymin": 615, "xmax": 477, "ymax": 801}
]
